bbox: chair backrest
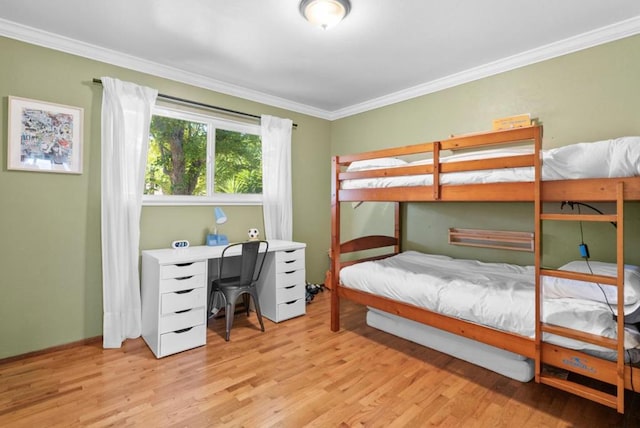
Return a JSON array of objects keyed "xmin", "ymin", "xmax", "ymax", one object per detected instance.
[{"xmin": 219, "ymin": 240, "xmax": 269, "ymax": 286}]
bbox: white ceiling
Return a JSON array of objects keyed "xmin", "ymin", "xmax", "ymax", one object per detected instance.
[{"xmin": 1, "ymin": 0, "xmax": 640, "ymax": 120}]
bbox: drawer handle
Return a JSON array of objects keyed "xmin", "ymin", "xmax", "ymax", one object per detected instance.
[
  {"xmin": 284, "ymin": 260, "xmax": 295, "ymax": 264},
  {"xmin": 175, "ymin": 288, "xmax": 194, "ymax": 294},
  {"xmin": 176, "ymin": 275, "xmax": 194, "ymax": 281},
  {"xmin": 284, "ymin": 270, "xmax": 296, "ymax": 275},
  {"xmin": 175, "ymin": 309, "xmax": 192, "ymax": 314},
  {"xmin": 174, "ymin": 327, "xmax": 194, "ymax": 334},
  {"xmin": 284, "ymin": 285, "xmax": 296, "ymax": 290},
  {"xmin": 285, "ymin": 300, "xmax": 297, "ymax": 305},
  {"xmin": 175, "ymin": 262, "xmax": 194, "ymax": 267},
  {"xmin": 284, "ymin": 250, "xmax": 296, "ymax": 253}
]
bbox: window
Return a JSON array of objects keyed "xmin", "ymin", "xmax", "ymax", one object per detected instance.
[{"xmin": 144, "ymin": 107, "xmax": 262, "ymax": 205}]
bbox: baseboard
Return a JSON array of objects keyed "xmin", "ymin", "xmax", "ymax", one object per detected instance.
[{"xmin": 0, "ymin": 336, "xmax": 103, "ymax": 364}]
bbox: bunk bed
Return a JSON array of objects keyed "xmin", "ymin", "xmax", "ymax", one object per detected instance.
[{"xmin": 329, "ymin": 125, "xmax": 640, "ymax": 413}]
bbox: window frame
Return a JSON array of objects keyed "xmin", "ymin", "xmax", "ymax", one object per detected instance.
[{"xmin": 143, "ymin": 106, "xmax": 263, "ymax": 206}]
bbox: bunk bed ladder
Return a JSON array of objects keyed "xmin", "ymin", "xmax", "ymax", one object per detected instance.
[{"xmin": 536, "ymin": 181, "xmax": 626, "ymax": 413}]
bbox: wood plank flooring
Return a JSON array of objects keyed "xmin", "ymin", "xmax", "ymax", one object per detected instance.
[{"xmin": 1, "ymin": 290, "xmax": 639, "ymax": 427}]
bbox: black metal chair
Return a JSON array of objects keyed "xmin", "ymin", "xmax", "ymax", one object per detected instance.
[{"xmin": 207, "ymin": 240, "xmax": 268, "ymax": 341}]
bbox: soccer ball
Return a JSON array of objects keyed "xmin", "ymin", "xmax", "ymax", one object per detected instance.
[{"xmin": 248, "ymin": 228, "xmax": 260, "ymax": 240}]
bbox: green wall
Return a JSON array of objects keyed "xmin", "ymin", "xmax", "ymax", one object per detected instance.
[
  {"xmin": 0, "ymin": 36, "xmax": 331, "ymax": 359},
  {"xmin": 331, "ymin": 34, "xmax": 640, "ymax": 267}
]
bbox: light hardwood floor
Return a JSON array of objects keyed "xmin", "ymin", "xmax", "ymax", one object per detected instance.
[{"xmin": 1, "ymin": 290, "xmax": 639, "ymax": 427}]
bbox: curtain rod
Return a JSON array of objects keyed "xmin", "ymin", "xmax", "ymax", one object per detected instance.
[{"xmin": 92, "ymin": 78, "xmax": 297, "ymax": 128}]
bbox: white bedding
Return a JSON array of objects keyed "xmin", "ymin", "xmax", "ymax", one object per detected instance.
[
  {"xmin": 340, "ymin": 251, "xmax": 640, "ymax": 356},
  {"xmin": 342, "ymin": 136, "xmax": 640, "ymax": 189}
]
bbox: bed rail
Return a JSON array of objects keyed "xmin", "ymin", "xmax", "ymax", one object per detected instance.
[
  {"xmin": 335, "ymin": 235, "xmax": 399, "ymax": 269},
  {"xmin": 334, "ymin": 125, "xmax": 542, "ymax": 203},
  {"xmin": 339, "ymin": 286, "xmax": 536, "ymax": 358},
  {"xmin": 340, "ymin": 235, "xmax": 397, "ymax": 253}
]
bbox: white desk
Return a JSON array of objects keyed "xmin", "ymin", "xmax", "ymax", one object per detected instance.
[{"xmin": 141, "ymin": 240, "xmax": 306, "ymax": 358}]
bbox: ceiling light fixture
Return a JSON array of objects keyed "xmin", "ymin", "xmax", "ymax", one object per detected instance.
[{"xmin": 299, "ymin": 0, "xmax": 351, "ymax": 30}]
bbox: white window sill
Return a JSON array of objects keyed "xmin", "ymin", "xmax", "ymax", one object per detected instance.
[{"xmin": 142, "ymin": 194, "xmax": 262, "ymax": 206}]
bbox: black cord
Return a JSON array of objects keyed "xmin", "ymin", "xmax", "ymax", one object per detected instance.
[
  {"xmin": 565, "ymin": 203, "xmax": 617, "ymax": 315},
  {"xmin": 561, "ymin": 200, "xmax": 617, "ymax": 228},
  {"xmin": 566, "ymin": 203, "xmax": 636, "ymax": 392},
  {"xmin": 584, "ymin": 258, "xmax": 616, "ymax": 317},
  {"xmin": 629, "ymin": 349, "xmax": 636, "ymax": 394},
  {"xmin": 578, "ymin": 205, "xmax": 586, "ymax": 246},
  {"xmin": 581, "ymin": 233, "xmax": 636, "ymax": 392}
]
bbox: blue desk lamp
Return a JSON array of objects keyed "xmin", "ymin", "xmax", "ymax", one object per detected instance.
[{"xmin": 206, "ymin": 207, "xmax": 229, "ymax": 246}]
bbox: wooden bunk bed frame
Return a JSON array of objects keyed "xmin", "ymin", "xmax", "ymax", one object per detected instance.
[{"xmin": 329, "ymin": 125, "xmax": 640, "ymax": 413}]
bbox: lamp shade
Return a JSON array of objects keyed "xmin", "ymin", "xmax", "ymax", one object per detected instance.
[
  {"xmin": 299, "ymin": 0, "xmax": 351, "ymax": 29},
  {"xmin": 214, "ymin": 207, "xmax": 228, "ymax": 225}
]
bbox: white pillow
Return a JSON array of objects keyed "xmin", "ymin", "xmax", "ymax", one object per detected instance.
[
  {"xmin": 346, "ymin": 157, "xmax": 407, "ymax": 171},
  {"xmin": 407, "ymin": 147, "xmax": 533, "ymax": 167},
  {"xmin": 542, "ymin": 136, "xmax": 640, "ymax": 180},
  {"xmin": 441, "ymin": 147, "xmax": 534, "ymax": 163},
  {"xmin": 408, "ymin": 158, "xmax": 434, "ymax": 166},
  {"xmin": 542, "ymin": 260, "xmax": 640, "ymax": 305}
]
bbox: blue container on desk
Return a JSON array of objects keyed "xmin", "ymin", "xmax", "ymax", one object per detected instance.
[{"xmin": 206, "ymin": 234, "xmax": 229, "ymax": 246}]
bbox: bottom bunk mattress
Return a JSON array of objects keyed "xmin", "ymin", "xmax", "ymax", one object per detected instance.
[
  {"xmin": 340, "ymin": 251, "xmax": 640, "ymax": 368},
  {"xmin": 366, "ymin": 307, "xmax": 535, "ymax": 382}
]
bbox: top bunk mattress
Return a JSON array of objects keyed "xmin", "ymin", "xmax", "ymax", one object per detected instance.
[
  {"xmin": 339, "ymin": 251, "xmax": 640, "ymax": 353},
  {"xmin": 342, "ymin": 136, "xmax": 640, "ymax": 189}
]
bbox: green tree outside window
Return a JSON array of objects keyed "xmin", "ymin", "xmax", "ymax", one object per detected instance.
[{"xmin": 145, "ymin": 113, "xmax": 262, "ymax": 197}]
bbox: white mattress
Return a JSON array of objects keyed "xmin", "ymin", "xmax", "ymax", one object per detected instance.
[
  {"xmin": 366, "ymin": 307, "xmax": 535, "ymax": 382},
  {"xmin": 342, "ymin": 137, "xmax": 640, "ymax": 189},
  {"xmin": 340, "ymin": 251, "xmax": 640, "ymax": 356}
]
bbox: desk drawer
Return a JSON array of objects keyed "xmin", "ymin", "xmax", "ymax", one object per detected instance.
[
  {"xmin": 161, "ymin": 288, "xmax": 206, "ymax": 315},
  {"xmin": 159, "ymin": 307, "xmax": 205, "ymax": 334},
  {"xmin": 160, "ymin": 261, "xmax": 206, "ymax": 279},
  {"xmin": 276, "ymin": 298, "xmax": 305, "ymax": 322},
  {"xmin": 159, "ymin": 324, "xmax": 206, "ymax": 357},
  {"xmin": 276, "ymin": 269, "xmax": 305, "ymax": 289},
  {"xmin": 276, "ymin": 248, "xmax": 305, "ymax": 262},
  {"xmin": 276, "ymin": 283, "xmax": 304, "ymax": 303},
  {"xmin": 160, "ymin": 274, "xmax": 205, "ymax": 293},
  {"xmin": 276, "ymin": 255, "xmax": 305, "ymax": 273}
]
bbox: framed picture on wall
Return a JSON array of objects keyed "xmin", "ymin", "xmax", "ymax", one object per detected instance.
[{"xmin": 7, "ymin": 96, "xmax": 84, "ymax": 174}]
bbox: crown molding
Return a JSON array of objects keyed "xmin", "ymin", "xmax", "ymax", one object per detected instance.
[
  {"xmin": 0, "ymin": 18, "xmax": 333, "ymax": 120},
  {"xmin": 1, "ymin": 15, "xmax": 639, "ymax": 122},
  {"xmin": 329, "ymin": 15, "xmax": 640, "ymax": 120}
]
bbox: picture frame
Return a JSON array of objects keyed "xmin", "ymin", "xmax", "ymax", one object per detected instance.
[{"xmin": 8, "ymin": 96, "xmax": 84, "ymax": 174}]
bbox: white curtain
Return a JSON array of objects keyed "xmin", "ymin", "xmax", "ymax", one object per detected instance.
[
  {"xmin": 261, "ymin": 115, "xmax": 293, "ymax": 241},
  {"xmin": 101, "ymin": 77, "xmax": 158, "ymax": 348}
]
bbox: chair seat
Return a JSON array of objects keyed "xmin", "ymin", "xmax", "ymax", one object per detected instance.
[{"xmin": 213, "ymin": 276, "xmax": 244, "ymax": 289}]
